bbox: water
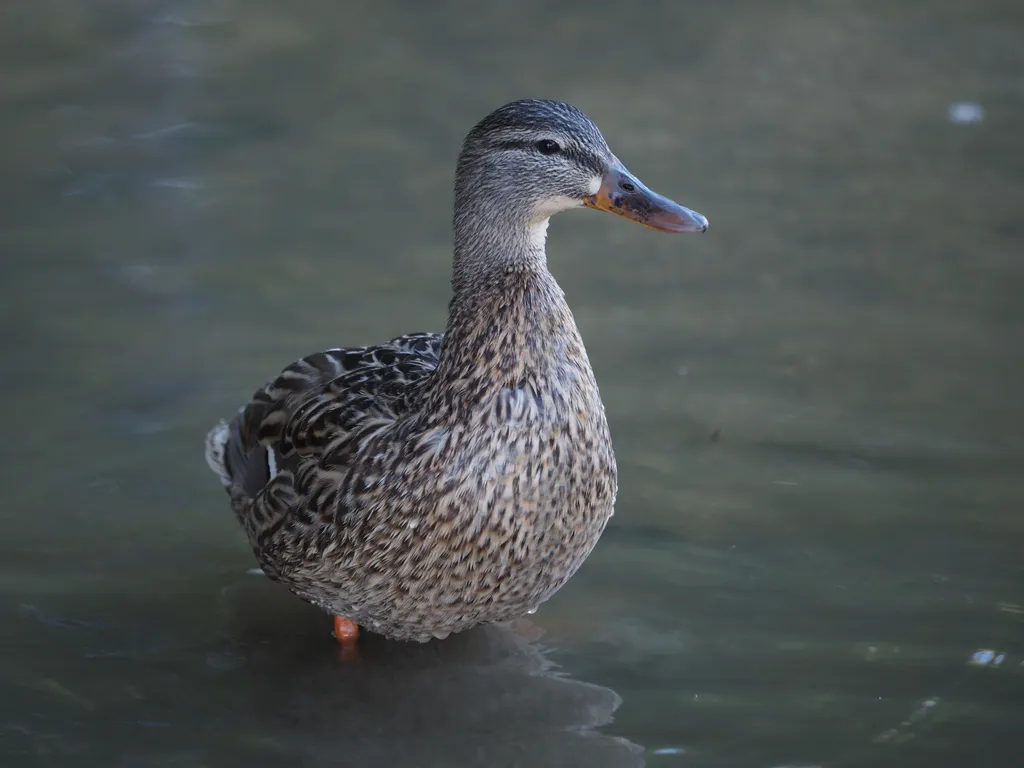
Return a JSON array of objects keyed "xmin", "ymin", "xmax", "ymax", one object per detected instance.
[{"xmin": 2, "ymin": 1, "xmax": 1022, "ymax": 765}]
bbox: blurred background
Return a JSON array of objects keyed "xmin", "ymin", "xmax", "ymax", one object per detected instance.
[{"xmin": 2, "ymin": 0, "xmax": 1022, "ymax": 766}]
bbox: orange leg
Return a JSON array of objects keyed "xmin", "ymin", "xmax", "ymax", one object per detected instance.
[{"xmin": 333, "ymin": 616, "xmax": 360, "ymax": 661}]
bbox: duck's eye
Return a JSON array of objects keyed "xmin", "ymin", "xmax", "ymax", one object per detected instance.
[{"xmin": 536, "ymin": 139, "xmax": 561, "ymax": 155}]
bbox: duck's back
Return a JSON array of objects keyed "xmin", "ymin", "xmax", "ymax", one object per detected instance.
[{"xmin": 205, "ymin": 331, "xmax": 443, "ymax": 553}]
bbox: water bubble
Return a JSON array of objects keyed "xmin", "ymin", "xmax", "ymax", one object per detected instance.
[
  {"xmin": 947, "ymin": 102, "xmax": 984, "ymax": 125},
  {"xmin": 969, "ymin": 649, "xmax": 997, "ymax": 666}
]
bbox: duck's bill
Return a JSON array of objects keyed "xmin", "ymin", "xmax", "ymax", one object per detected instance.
[{"xmin": 582, "ymin": 164, "xmax": 708, "ymax": 234}]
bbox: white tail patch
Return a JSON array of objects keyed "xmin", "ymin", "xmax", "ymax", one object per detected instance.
[
  {"xmin": 204, "ymin": 421, "xmax": 232, "ymax": 487},
  {"xmin": 266, "ymin": 446, "xmax": 278, "ymax": 481}
]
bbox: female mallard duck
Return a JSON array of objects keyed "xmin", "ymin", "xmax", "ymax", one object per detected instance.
[{"xmin": 205, "ymin": 99, "xmax": 707, "ymax": 649}]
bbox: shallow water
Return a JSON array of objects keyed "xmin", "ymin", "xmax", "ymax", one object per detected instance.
[{"xmin": 2, "ymin": 1, "xmax": 1023, "ymax": 766}]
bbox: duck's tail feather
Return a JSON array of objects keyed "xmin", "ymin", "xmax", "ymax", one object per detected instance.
[{"xmin": 204, "ymin": 419, "xmax": 235, "ymax": 487}]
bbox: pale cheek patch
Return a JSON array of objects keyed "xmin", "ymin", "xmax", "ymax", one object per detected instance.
[
  {"xmin": 533, "ymin": 195, "xmax": 580, "ymax": 220},
  {"xmin": 587, "ymin": 175, "xmax": 602, "ymax": 196}
]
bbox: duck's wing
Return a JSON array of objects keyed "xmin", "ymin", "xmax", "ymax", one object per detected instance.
[{"xmin": 205, "ymin": 332, "xmax": 442, "ymax": 544}]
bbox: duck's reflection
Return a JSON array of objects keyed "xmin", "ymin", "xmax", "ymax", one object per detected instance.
[{"xmin": 213, "ymin": 573, "xmax": 644, "ymax": 768}]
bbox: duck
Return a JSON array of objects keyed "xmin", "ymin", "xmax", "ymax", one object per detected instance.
[{"xmin": 205, "ymin": 99, "xmax": 707, "ymax": 651}]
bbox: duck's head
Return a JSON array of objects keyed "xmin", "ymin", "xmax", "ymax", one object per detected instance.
[{"xmin": 455, "ymin": 99, "xmax": 708, "ymax": 236}]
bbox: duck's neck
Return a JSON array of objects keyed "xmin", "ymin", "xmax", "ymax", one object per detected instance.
[
  {"xmin": 436, "ymin": 206, "xmax": 590, "ymax": 393},
  {"xmin": 450, "ymin": 203, "xmax": 549, "ymax": 295}
]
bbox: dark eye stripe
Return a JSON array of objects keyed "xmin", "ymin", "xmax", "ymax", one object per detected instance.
[
  {"xmin": 492, "ymin": 139, "xmax": 536, "ymax": 152},
  {"xmin": 491, "ymin": 139, "xmax": 603, "ymax": 176}
]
